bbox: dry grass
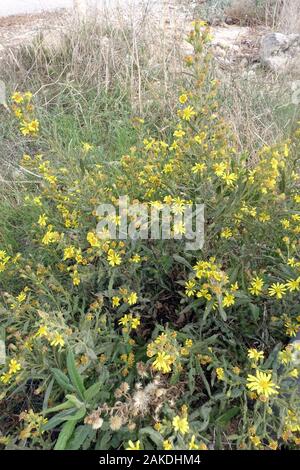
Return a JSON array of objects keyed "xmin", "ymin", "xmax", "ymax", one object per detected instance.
[
  {"xmin": 219, "ymin": 69, "xmax": 299, "ymax": 154},
  {"xmin": 226, "ymin": 0, "xmax": 283, "ymax": 26},
  {"xmin": 277, "ymin": 0, "xmax": 300, "ymax": 33},
  {"xmin": 1, "ymin": 0, "xmax": 299, "ymax": 177},
  {"xmin": 0, "ymin": 2, "xmax": 193, "ymax": 182},
  {"xmin": 0, "ymin": 2, "xmax": 192, "ymax": 116}
]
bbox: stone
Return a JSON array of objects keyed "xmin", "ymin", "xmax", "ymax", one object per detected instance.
[
  {"xmin": 260, "ymin": 32, "xmax": 300, "ymax": 73},
  {"xmin": 41, "ymin": 29, "xmax": 66, "ymax": 52}
]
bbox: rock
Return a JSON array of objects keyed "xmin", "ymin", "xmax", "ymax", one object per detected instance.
[
  {"xmin": 41, "ymin": 29, "xmax": 66, "ymax": 52},
  {"xmin": 260, "ymin": 32, "xmax": 300, "ymax": 73}
]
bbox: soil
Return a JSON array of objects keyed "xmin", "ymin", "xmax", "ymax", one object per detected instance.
[
  {"xmin": 0, "ymin": 4, "xmax": 263, "ymax": 68},
  {"xmin": 0, "ymin": 10, "xmax": 67, "ymax": 53}
]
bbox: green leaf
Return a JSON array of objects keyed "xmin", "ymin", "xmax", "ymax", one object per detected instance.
[
  {"xmin": 197, "ymin": 404, "xmax": 211, "ymax": 432},
  {"xmin": 173, "ymin": 254, "xmax": 193, "ymax": 270},
  {"xmin": 67, "ymin": 425, "xmax": 93, "ymax": 450},
  {"xmin": 249, "ymin": 303, "xmax": 260, "ymax": 321},
  {"xmin": 67, "ymin": 351, "xmax": 86, "ymax": 399},
  {"xmin": 44, "ymin": 399, "xmax": 74, "ymax": 415},
  {"xmin": 64, "ymin": 407, "xmax": 86, "ymax": 422},
  {"xmin": 65, "ymin": 394, "xmax": 85, "ymax": 409},
  {"xmin": 51, "ymin": 368, "xmax": 75, "ymax": 393},
  {"xmin": 217, "ymin": 406, "xmax": 240, "ymax": 427},
  {"xmin": 197, "ymin": 364, "xmax": 212, "ymax": 398},
  {"xmin": 217, "ymin": 294, "xmax": 227, "ymax": 321},
  {"xmin": 43, "ymin": 378, "xmax": 54, "ymax": 411},
  {"xmin": 54, "ymin": 420, "xmax": 77, "ymax": 450},
  {"xmin": 84, "ymin": 381, "xmax": 102, "ymax": 402},
  {"xmin": 0, "ymin": 327, "xmax": 5, "ymax": 365},
  {"xmin": 188, "ymin": 366, "xmax": 196, "ymax": 394},
  {"xmin": 140, "ymin": 427, "xmax": 162, "ymax": 447},
  {"xmin": 96, "ymin": 431, "xmax": 112, "ymax": 450},
  {"xmin": 43, "ymin": 408, "xmax": 77, "ymax": 431}
]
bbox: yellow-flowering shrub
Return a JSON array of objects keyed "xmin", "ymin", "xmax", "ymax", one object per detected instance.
[{"xmin": 0, "ymin": 20, "xmax": 299, "ymax": 450}]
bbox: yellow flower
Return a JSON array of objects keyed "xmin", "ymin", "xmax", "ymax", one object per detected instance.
[
  {"xmin": 64, "ymin": 246, "xmax": 76, "ymax": 260},
  {"xmin": 16, "ymin": 291, "xmax": 27, "ymax": 303},
  {"xmin": 24, "ymin": 91, "xmax": 33, "ymax": 101},
  {"xmin": 189, "ymin": 435, "xmax": 199, "ymax": 450},
  {"xmin": 258, "ymin": 213, "xmax": 270, "ymax": 222},
  {"xmin": 192, "ymin": 163, "xmax": 206, "ymax": 174},
  {"xmin": 185, "ymin": 280, "xmax": 196, "ymax": 297},
  {"xmin": 119, "ymin": 314, "xmax": 132, "ymax": 328},
  {"xmin": 107, "ymin": 249, "xmax": 121, "ymax": 267},
  {"xmin": 127, "ymin": 292, "xmax": 138, "ymax": 305},
  {"xmin": 179, "ymin": 105, "xmax": 196, "ymax": 121},
  {"xmin": 0, "ymin": 372, "xmax": 12, "ymax": 384},
  {"xmin": 172, "ymin": 415, "xmax": 189, "ymax": 435},
  {"xmin": 268, "ymin": 440, "xmax": 278, "ymax": 450},
  {"xmin": 179, "ymin": 94, "xmax": 188, "ymax": 104},
  {"xmin": 285, "ymin": 277, "xmax": 300, "ymax": 292},
  {"xmin": 285, "ymin": 320, "xmax": 299, "ymax": 337},
  {"xmin": 20, "ymin": 119, "xmax": 39, "ymax": 136},
  {"xmin": 152, "ymin": 352, "xmax": 173, "ymax": 374},
  {"xmin": 8, "ymin": 359, "xmax": 21, "ymax": 375},
  {"xmin": 222, "ymin": 292, "xmax": 235, "ymax": 307},
  {"xmin": 222, "ymin": 172, "xmax": 238, "ymax": 186},
  {"xmin": 154, "ymin": 422, "xmax": 162, "ymax": 432},
  {"xmin": 247, "ymin": 349, "xmax": 264, "ymax": 362},
  {"xmin": 250, "ymin": 435, "xmax": 261, "ymax": 447},
  {"xmin": 268, "ymin": 283, "xmax": 286, "ymax": 299},
  {"xmin": 50, "ymin": 332, "xmax": 65, "ymax": 348},
  {"xmin": 213, "ymin": 162, "xmax": 227, "ymax": 177},
  {"xmin": 163, "ymin": 439, "xmax": 173, "ymax": 450},
  {"xmin": 246, "ymin": 370, "xmax": 279, "ymax": 398},
  {"xmin": 249, "ymin": 276, "xmax": 264, "ymax": 296},
  {"xmin": 216, "ymin": 367, "xmax": 224, "ymax": 381},
  {"xmin": 12, "ymin": 92, "xmax": 23, "ymax": 103},
  {"xmin": 71, "ymin": 269, "xmax": 81, "ymax": 286},
  {"xmin": 130, "ymin": 254, "xmax": 141, "ymax": 263},
  {"xmin": 35, "ymin": 325, "xmax": 48, "ymax": 338},
  {"xmin": 198, "ymin": 442, "xmax": 208, "ymax": 450},
  {"xmin": 82, "ymin": 142, "xmax": 93, "ymax": 153},
  {"xmin": 14, "ymin": 108, "xmax": 22, "ymax": 118},
  {"xmin": 87, "ymin": 231, "xmax": 100, "ymax": 248},
  {"xmin": 173, "ymin": 222, "xmax": 186, "ymax": 235},
  {"xmin": 126, "ymin": 440, "xmax": 140, "ymax": 450},
  {"xmin": 173, "ymin": 129, "xmax": 185, "ymax": 138},
  {"xmin": 278, "ymin": 348, "xmax": 292, "ymax": 365},
  {"xmin": 289, "ymin": 368, "xmax": 299, "ymax": 379},
  {"xmin": 38, "ymin": 214, "xmax": 48, "ymax": 227},
  {"xmin": 42, "ymin": 230, "xmax": 60, "ymax": 245},
  {"xmin": 131, "ymin": 317, "xmax": 140, "ymax": 329},
  {"xmin": 221, "ymin": 228, "xmax": 233, "ymax": 239},
  {"xmin": 230, "ymin": 282, "xmax": 239, "ymax": 292},
  {"xmin": 112, "ymin": 296, "xmax": 121, "ymax": 307}
]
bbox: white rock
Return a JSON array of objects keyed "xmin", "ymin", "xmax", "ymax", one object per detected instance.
[{"xmin": 260, "ymin": 32, "xmax": 300, "ymax": 73}]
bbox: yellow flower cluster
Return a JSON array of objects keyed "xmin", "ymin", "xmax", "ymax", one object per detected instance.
[
  {"xmin": 11, "ymin": 91, "xmax": 39, "ymax": 136},
  {"xmin": 185, "ymin": 258, "xmax": 238, "ymax": 314},
  {"xmin": 19, "ymin": 410, "xmax": 47, "ymax": 440},
  {"xmin": 0, "ymin": 359, "xmax": 22, "ymax": 384},
  {"xmin": 147, "ymin": 331, "xmax": 193, "ymax": 374}
]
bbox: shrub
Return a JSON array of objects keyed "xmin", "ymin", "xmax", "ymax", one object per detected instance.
[{"xmin": 0, "ymin": 21, "xmax": 299, "ymax": 450}]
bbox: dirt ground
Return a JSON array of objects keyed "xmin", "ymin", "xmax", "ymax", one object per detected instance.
[
  {"xmin": 0, "ymin": 4, "xmax": 263, "ymax": 69},
  {"xmin": 0, "ymin": 10, "xmax": 67, "ymax": 52}
]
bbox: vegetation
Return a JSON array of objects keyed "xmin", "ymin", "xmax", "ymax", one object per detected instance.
[{"xmin": 0, "ymin": 9, "xmax": 299, "ymax": 451}]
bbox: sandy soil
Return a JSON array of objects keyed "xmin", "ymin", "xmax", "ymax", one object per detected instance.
[
  {"xmin": 0, "ymin": 3, "xmax": 262, "ymax": 67},
  {"xmin": 0, "ymin": 10, "xmax": 68, "ymax": 52}
]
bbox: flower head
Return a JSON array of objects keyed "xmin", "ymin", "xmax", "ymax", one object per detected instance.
[
  {"xmin": 172, "ymin": 415, "xmax": 189, "ymax": 435},
  {"xmin": 246, "ymin": 370, "xmax": 279, "ymax": 398}
]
